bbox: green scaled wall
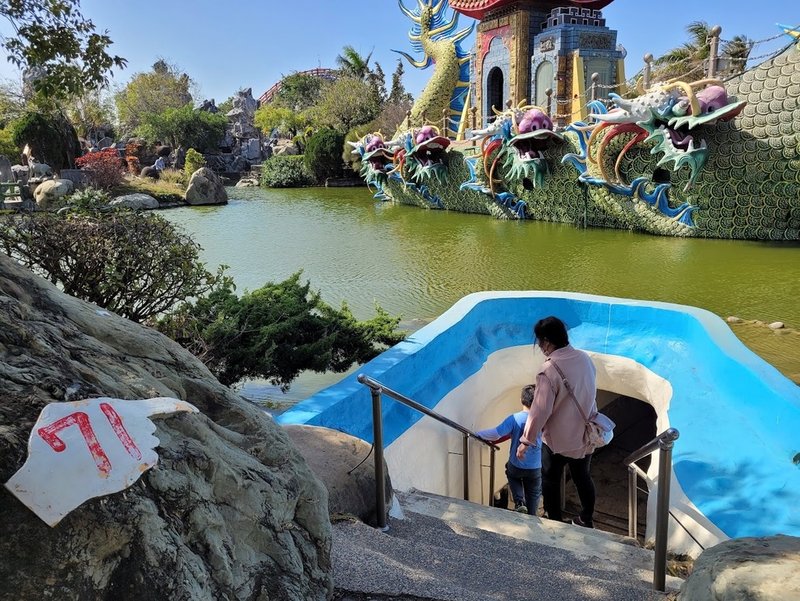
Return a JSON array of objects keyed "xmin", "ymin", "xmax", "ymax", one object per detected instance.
[{"xmin": 378, "ymin": 45, "xmax": 799, "ymax": 241}]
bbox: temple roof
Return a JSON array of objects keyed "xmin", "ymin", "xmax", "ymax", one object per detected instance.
[{"xmin": 449, "ymin": 0, "xmax": 613, "ymax": 21}]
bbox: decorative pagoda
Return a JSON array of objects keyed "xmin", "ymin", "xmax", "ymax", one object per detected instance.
[{"xmin": 449, "ymin": 0, "xmax": 625, "ymax": 125}]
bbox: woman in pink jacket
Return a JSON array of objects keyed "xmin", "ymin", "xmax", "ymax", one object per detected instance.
[{"xmin": 516, "ymin": 316, "xmax": 598, "ymax": 528}]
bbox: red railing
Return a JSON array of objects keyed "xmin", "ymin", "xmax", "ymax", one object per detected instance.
[{"xmin": 258, "ymin": 68, "xmax": 338, "ymax": 105}]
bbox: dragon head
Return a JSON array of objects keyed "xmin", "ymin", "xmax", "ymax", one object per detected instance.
[
  {"xmin": 405, "ymin": 125, "xmax": 451, "ymax": 183},
  {"xmin": 593, "ymin": 82, "xmax": 746, "ymax": 191},
  {"xmin": 354, "ymin": 133, "xmax": 399, "ymax": 187},
  {"xmin": 504, "ymin": 107, "xmax": 563, "ymax": 187},
  {"xmin": 644, "ymin": 84, "xmax": 746, "ymax": 190}
]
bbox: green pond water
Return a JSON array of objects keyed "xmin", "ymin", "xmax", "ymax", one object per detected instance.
[{"xmin": 163, "ymin": 186, "xmax": 800, "ymax": 406}]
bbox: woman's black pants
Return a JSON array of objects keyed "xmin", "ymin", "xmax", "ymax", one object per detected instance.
[{"xmin": 541, "ymin": 443, "xmax": 595, "ymax": 526}]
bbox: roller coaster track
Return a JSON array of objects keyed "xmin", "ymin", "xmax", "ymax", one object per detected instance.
[{"xmin": 258, "ymin": 68, "xmax": 338, "ymax": 105}]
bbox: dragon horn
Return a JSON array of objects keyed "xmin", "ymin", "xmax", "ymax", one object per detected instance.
[
  {"xmin": 688, "ymin": 78, "xmax": 724, "ymax": 89},
  {"xmin": 398, "ymin": 0, "xmax": 420, "ymax": 22},
  {"xmin": 453, "ymin": 21, "xmax": 475, "ymax": 43},
  {"xmin": 393, "ymin": 49, "xmax": 432, "ymax": 69},
  {"xmin": 609, "ymin": 93, "xmax": 632, "ymax": 112},
  {"xmin": 661, "ymin": 81, "xmax": 700, "ymax": 116}
]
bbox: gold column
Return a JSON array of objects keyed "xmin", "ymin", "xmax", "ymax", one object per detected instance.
[
  {"xmin": 570, "ymin": 50, "xmax": 587, "ymax": 123},
  {"xmin": 509, "ymin": 9, "xmax": 531, "ymax": 106}
]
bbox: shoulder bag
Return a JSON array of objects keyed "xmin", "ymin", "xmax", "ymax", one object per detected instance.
[{"xmin": 549, "ymin": 360, "xmax": 615, "ymax": 455}]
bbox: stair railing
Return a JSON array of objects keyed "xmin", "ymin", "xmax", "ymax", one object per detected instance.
[
  {"xmin": 357, "ymin": 374, "xmax": 500, "ymax": 530},
  {"xmin": 624, "ymin": 427, "xmax": 680, "ymax": 592}
]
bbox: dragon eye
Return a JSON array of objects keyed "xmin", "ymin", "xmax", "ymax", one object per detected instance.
[{"xmin": 706, "ymin": 104, "xmax": 718, "ymax": 113}]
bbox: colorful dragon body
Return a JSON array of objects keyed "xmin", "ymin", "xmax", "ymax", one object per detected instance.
[
  {"xmin": 357, "ymin": 5, "xmax": 799, "ymax": 240},
  {"xmin": 580, "ymin": 81, "xmax": 745, "ymax": 192},
  {"xmin": 395, "ymin": 0, "xmax": 473, "ymax": 138}
]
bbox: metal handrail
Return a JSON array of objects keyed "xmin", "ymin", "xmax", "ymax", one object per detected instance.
[
  {"xmin": 624, "ymin": 428, "xmax": 680, "ymax": 592},
  {"xmin": 357, "ymin": 374, "xmax": 500, "ymax": 530}
]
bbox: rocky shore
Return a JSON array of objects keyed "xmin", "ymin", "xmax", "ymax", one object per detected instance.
[{"xmin": 0, "ymin": 252, "xmax": 331, "ymax": 600}]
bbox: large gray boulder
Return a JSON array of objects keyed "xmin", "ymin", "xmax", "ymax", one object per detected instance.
[
  {"xmin": 0, "ymin": 253, "xmax": 332, "ymax": 600},
  {"xmin": 273, "ymin": 140, "xmax": 300, "ymax": 156},
  {"xmin": 284, "ymin": 425, "xmax": 393, "ymax": 527},
  {"xmin": 34, "ymin": 178, "xmax": 73, "ymax": 207},
  {"xmin": 185, "ymin": 167, "xmax": 228, "ymax": 205},
  {"xmin": 110, "ymin": 193, "xmax": 160, "ymax": 210},
  {"xmin": 679, "ymin": 535, "xmax": 800, "ymax": 601}
]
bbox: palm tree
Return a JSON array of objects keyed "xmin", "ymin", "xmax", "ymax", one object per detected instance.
[
  {"xmin": 335, "ymin": 45, "xmax": 374, "ymax": 81},
  {"xmin": 652, "ymin": 22, "xmax": 754, "ymax": 83},
  {"xmin": 653, "ymin": 21, "xmax": 713, "ymax": 82},
  {"xmin": 721, "ymin": 35, "xmax": 754, "ymax": 75}
]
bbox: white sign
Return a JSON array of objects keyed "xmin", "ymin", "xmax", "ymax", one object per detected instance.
[{"xmin": 5, "ymin": 397, "xmax": 198, "ymax": 526}]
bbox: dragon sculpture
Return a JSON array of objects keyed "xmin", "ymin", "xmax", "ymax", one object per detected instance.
[
  {"xmin": 356, "ymin": 2, "xmax": 798, "ymax": 239},
  {"xmin": 471, "ymin": 105, "xmax": 564, "ymax": 193},
  {"xmin": 562, "ymin": 80, "xmax": 746, "ymax": 229},
  {"xmin": 350, "ymin": 133, "xmax": 399, "ymax": 199},
  {"xmin": 395, "ymin": 125, "xmax": 452, "ymax": 184},
  {"xmin": 457, "ymin": 104, "xmax": 564, "ymax": 217},
  {"xmin": 395, "ymin": 0, "xmax": 473, "ymax": 138}
]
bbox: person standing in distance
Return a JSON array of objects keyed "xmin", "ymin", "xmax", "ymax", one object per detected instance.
[{"xmin": 516, "ymin": 316, "xmax": 598, "ymax": 528}]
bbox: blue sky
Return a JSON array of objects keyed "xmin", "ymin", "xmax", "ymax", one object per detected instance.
[{"xmin": 0, "ymin": 0, "xmax": 797, "ymax": 104}]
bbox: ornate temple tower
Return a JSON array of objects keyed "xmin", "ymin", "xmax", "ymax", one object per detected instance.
[{"xmin": 449, "ymin": 0, "xmax": 625, "ymax": 126}]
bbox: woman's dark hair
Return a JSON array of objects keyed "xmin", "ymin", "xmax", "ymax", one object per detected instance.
[
  {"xmin": 533, "ymin": 316, "xmax": 569, "ymax": 349},
  {"xmin": 520, "ymin": 384, "xmax": 536, "ymax": 408}
]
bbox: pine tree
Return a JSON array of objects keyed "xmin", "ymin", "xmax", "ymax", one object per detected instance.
[
  {"xmin": 389, "ymin": 60, "xmax": 413, "ymax": 104},
  {"xmin": 368, "ymin": 62, "xmax": 387, "ymax": 104}
]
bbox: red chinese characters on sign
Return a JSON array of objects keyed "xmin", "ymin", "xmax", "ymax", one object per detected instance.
[
  {"xmin": 5, "ymin": 397, "xmax": 199, "ymax": 527},
  {"xmin": 37, "ymin": 403, "xmax": 142, "ymax": 476}
]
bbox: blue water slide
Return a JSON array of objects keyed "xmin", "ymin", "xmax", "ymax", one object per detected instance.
[{"xmin": 278, "ymin": 291, "xmax": 800, "ymax": 541}]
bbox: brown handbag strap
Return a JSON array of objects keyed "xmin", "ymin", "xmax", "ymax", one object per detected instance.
[{"xmin": 548, "ymin": 359, "xmax": 591, "ymax": 423}]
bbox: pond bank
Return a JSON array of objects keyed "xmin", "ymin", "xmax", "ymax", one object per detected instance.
[{"xmin": 162, "ymin": 186, "xmax": 800, "ymax": 404}]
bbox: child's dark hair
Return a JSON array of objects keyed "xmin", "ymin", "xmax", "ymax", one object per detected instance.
[{"xmin": 521, "ymin": 384, "xmax": 536, "ymax": 408}]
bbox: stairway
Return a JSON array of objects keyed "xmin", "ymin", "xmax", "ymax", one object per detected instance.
[{"xmin": 332, "ymin": 489, "xmax": 681, "ymax": 600}]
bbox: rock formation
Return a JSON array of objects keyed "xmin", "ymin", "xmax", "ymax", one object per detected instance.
[
  {"xmin": 679, "ymin": 535, "xmax": 800, "ymax": 600},
  {"xmin": 185, "ymin": 167, "xmax": 229, "ymax": 205},
  {"xmin": 33, "ymin": 178, "xmax": 73, "ymax": 207},
  {"xmin": 284, "ymin": 425, "xmax": 393, "ymax": 527},
  {"xmin": 0, "ymin": 253, "xmax": 332, "ymax": 600}
]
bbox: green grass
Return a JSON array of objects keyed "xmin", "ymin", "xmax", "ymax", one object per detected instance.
[{"xmin": 112, "ymin": 175, "xmax": 185, "ymax": 204}]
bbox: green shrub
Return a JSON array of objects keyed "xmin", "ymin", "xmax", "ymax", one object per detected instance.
[
  {"xmin": 0, "ymin": 209, "xmax": 216, "ymax": 323},
  {"xmin": 0, "ymin": 125, "xmax": 19, "ymax": 161},
  {"xmin": 304, "ymin": 128, "xmax": 345, "ymax": 183},
  {"xmin": 11, "ymin": 111, "xmax": 79, "ymax": 170},
  {"xmin": 184, "ymin": 148, "xmax": 205, "ymax": 179},
  {"xmin": 67, "ymin": 187, "xmax": 112, "ymax": 211},
  {"xmin": 156, "ymin": 272, "xmax": 404, "ymax": 387},
  {"xmin": 260, "ymin": 155, "xmax": 313, "ymax": 188}
]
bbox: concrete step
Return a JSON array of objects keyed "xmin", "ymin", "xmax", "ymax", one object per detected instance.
[{"xmin": 332, "ymin": 489, "xmax": 682, "ymax": 600}]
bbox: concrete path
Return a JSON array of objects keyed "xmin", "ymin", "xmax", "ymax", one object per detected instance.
[{"xmin": 333, "ymin": 489, "xmax": 681, "ymax": 600}]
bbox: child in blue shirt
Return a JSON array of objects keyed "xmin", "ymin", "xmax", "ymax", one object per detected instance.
[{"xmin": 475, "ymin": 384, "xmax": 542, "ymax": 515}]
